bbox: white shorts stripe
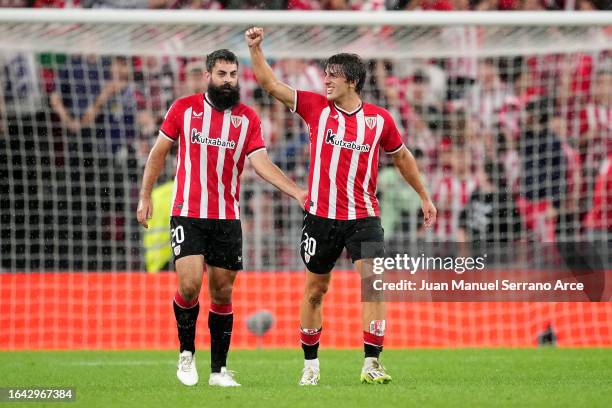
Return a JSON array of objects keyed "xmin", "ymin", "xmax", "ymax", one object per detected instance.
[
  {"xmin": 346, "ymin": 110, "xmax": 366, "ymax": 220},
  {"xmin": 199, "ymin": 101, "xmax": 212, "ymax": 218},
  {"xmin": 231, "ymin": 115, "xmax": 250, "ymax": 218},
  {"xmin": 216, "ymin": 110, "xmax": 231, "ymax": 219},
  {"xmin": 180, "ymin": 106, "xmax": 193, "ymax": 217},
  {"xmin": 327, "ymin": 113, "xmax": 345, "ymax": 219},
  {"xmin": 309, "ymin": 107, "xmax": 331, "ymax": 215},
  {"xmin": 362, "ymin": 114, "xmax": 385, "ymax": 217}
]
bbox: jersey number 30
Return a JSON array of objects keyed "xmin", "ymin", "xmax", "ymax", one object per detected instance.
[{"xmin": 302, "ymin": 233, "xmax": 317, "ymax": 256}]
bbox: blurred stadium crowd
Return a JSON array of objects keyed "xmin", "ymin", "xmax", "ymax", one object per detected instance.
[
  {"xmin": 0, "ymin": 0, "xmax": 610, "ymax": 11},
  {"xmin": 0, "ymin": 4, "xmax": 610, "ymax": 271}
]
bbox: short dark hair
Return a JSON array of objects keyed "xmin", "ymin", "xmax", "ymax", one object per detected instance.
[
  {"xmin": 325, "ymin": 53, "xmax": 367, "ymax": 94},
  {"xmin": 206, "ymin": 49, "xmax": 239, "ymax": 72}
]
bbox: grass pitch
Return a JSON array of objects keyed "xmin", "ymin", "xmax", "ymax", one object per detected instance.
[{"xmin": 1, "ymin": 349, "xmax": 611, "ymax": 407}]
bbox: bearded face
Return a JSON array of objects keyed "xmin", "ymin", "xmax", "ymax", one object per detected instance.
[
  {"xmin": 207, "ymin": 81, "xmax": 240, "ymax": 111},
  {"xmin": 206, "ymin": 60, "xmax": 240, "ymax": 110}
]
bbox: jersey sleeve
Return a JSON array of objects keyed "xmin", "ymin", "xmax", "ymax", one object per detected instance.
[
  {"xmin": 159, "ymin": 101, "xmax": 182, "ymax": 141},
  {"xmin": 245, "ymin": 113, "xmax": 267, "ymax": 158},
  {"xmin": 292, "ymin": 90, "xmax": 328, "ymax": 124},
  {"xmin": 380, "ymin": 110, "xmax": 404, "ymax": 154}
]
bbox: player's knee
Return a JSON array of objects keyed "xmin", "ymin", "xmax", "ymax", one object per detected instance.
[
  {"xmin": 179, "ymin": 281, "xmax": 201, "ymax": 302},
  {"xmin": 210, "ymin": 284, "xmax": 233, "ymax": 304}
]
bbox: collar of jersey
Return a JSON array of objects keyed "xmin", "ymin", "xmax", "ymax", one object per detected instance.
[
  {"xmin": 333, "ymin": 101, "xmax": 363, "ymax": 116},
  {"xmin": 204, "ymin": 92, "xmax": 233, "ymax": 113}
]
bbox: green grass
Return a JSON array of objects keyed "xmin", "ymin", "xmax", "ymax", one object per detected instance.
[{"xmin": 1, "ymin": 349, "xmax": 611, "ymax": 407}]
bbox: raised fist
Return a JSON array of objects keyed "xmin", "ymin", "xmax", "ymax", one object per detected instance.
[{"xmin": 245, "ymin": 27, "xmax": 264, "ymax": 48}]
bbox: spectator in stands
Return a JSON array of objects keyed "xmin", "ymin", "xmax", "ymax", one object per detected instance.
[
  {"xmin": 430, "ymin": 141, "xmax": 479, "ymax": 241},
  {"xmin": 179, "ymin": 60, "xmax": 206, "ymax": 96},
  {"xmin": 0, "ymin": 81, "xmax": 5, "ymax": 133},
  {"xmin": 458, "ymin": 161, "xmax": 522, "ymax": 243},
  {"xmin": 380, "ymin": 148, "xmax": 428, "ymax": 244},
  {"xmin": 273, "ymin": 59, "xmax": 324, "ymax": 93},
  {"xmin": 223, "ymin": 0, "xmax": 285, "ymax": 9},
  {"xmin": 133, "ymin": 56, "xmax": 176, "ymax": 118},
  {"xmin": 403, "ymin": 0, "xmax": 454, "ymax": 10},
  {"xmin": 519, "ymin": 98, "xmax": 567, "ymax": 228},
  {"xmin": 437, "ymin": 0, "xmax": 479, "ymax": 100},
  {"xmin": 172, "ymin": 0, "xmax": 222, "ymax": 8},
  {"xmin": 49, "ymin": 54, "xmax": 105, "ymax": 134},
  {"xmin": 577, "ymin": 66, "xmax": 612, "ymax": 196},
  {"xmin": 286, "ymin": 0, "xmax": 321, "ymax": 9},
  {"xmin": 1, "ymin": 52, "xmax": 43, "ymax": 118},
  {"xmin": 548, "ymin": 113, "xmax": 583, "ymax": 240},
  {"xmin": 475, "ymin": 0, "xmax": 520, "ymax": 10},
  {"xmin": 81, "ymin": 0, "xmax": 171, "ymax": 8},
  {"xmin": 468, "ymin": 59, "xmax": 515, "ymax": 134},
  {"xmin": 584, "ymin": 154, "xmax": 612, "ymax": 240},
  {"xmin": 320, "ymin": 0, "xmax": 349, "ymax": 9},
  {"xmin": 520, "ymin": 0, "xmax": 545, "ymax": 9},
  {"xmin": 50, "ymin": 56, "xmax": 137, "ymax": 154},
  {"xmin": 397, "ymin": 69, "xmax": 443, "ymax": 171}
]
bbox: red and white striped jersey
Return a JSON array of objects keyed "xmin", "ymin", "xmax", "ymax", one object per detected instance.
[
  {"xmin": 579, "ymin": 103, "xmax": 612, "ymax": 171},
  {"xmin": 431, "ymin": 174, "xmax": 478, "ymax": 240},
  {"xmin": 441, "ymin": 26, "xmax": 479, "ymax": 80},
  {"xmin": 293, "ymin": 90, "xmax": 404, "ymax": 220},
  {"xmin": 160, "ymin": 93, "xmax": 266, "ymax": 219}
]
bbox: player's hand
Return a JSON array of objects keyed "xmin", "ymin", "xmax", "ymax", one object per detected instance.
[
  {"xmin": 245, "ymin": 27, "xmax": 264, "ymax": 48},
  {"xmin": 137, "ymin": 196, "xmax": 153, "ymax": 229},
  {"xmin": 421, "ymin": 198, "xmax": 437, "ymax": 228},
  {"xmin": 294, "ymin": 188, "xmax": 308, "ymax": 210}
]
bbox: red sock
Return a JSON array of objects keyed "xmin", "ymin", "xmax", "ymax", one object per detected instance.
[
  {"xmin": 209, "ymin": 303, "xmax": 233, "ymax": 315},
  {"xmin": 364, "ymin": 331, "xmax": 384, "ymax": 358},
  {"xmin": 174, "ymin": 291, "xmax": 198, "ymax": 309},
  {"xmin": 300, "ymin": 328, "xmax": 322, "ymax": 346},
  {"xmin": 363, "ymin": 331, "xmax": 384, "ymax": 347},
  {"xmin": 300, "ymin": 328, "xmax": 321, "ymax": 360}
]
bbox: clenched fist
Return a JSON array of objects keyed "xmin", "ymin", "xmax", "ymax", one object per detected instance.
[{"xmin": 245, "ymin": 27, "xmax": 264, "ymax": 48}]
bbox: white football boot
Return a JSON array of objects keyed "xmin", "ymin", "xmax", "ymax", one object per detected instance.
[
  {"xmin": 361, "ymin": 357, "xmax": 392, "ymax": 384},
  {"xmin": 299, "ymin": 360, "xmax": 320, "ymax": 385},
  {"xmin": 176, "ymin": 350, "xmax": 199, "ymax": 386},
  {"xmin": 209, "ymin": 367, "xmax": 241, "ymax": 387}
]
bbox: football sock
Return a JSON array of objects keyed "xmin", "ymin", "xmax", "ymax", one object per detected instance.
[
  {"xmin": 173, "ymin": 291, "xmax": 199, "ymax": 353},
  {"xmin": 363, "ymin": 331, "xmax": 384, "ymax": 359},
  {"xmin": 301, "ymin": 327, "xmax": 322, "ymax": 360},
  {"xmin": 209, "ymin": 303, "xmax": 233, "ymax": 373}
]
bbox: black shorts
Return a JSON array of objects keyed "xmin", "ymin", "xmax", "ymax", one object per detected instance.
[
  {"xmin": 300, "ymin": 211, "xmax": 385, "ymax": 274},
  {"xmin": 170, "ymin": 216, "xmax": 243, "ymax": 271}
]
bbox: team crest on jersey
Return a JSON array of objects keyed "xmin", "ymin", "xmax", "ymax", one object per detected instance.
[
  {"xmin": 174, "ymin": 245, "xmax": 181, "ymax": 256},
  {"xmin": 231, "ymin": 115, "xmax": 242, "ymax": 128},
  {"xmin": 365, "ymin": 116, "xmax": 377, "ymax": 130}
]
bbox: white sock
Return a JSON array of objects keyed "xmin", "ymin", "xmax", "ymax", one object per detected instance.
[
  {"xmin": 364, "ymin": 357, "xmax": 378, "ymax": 367},
  {"xmin": 304, "ymin": 358, "xmax": 319, "ymax": 370}
]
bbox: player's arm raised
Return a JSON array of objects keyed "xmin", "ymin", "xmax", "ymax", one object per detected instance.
[
  {"xmin": 248, "ymin": 149, "xmax": 308, "ymax": 209},
  {"xmin": 137, "ymin": 133, "xmax": 174, "ymax": 228},
  {"xmin": 391, "ymin": 146, "xmax": 437, "ymax": 228},
  {"xmin": 246, "ymin": 27, "xmax": 296, "ymax": 111}
]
